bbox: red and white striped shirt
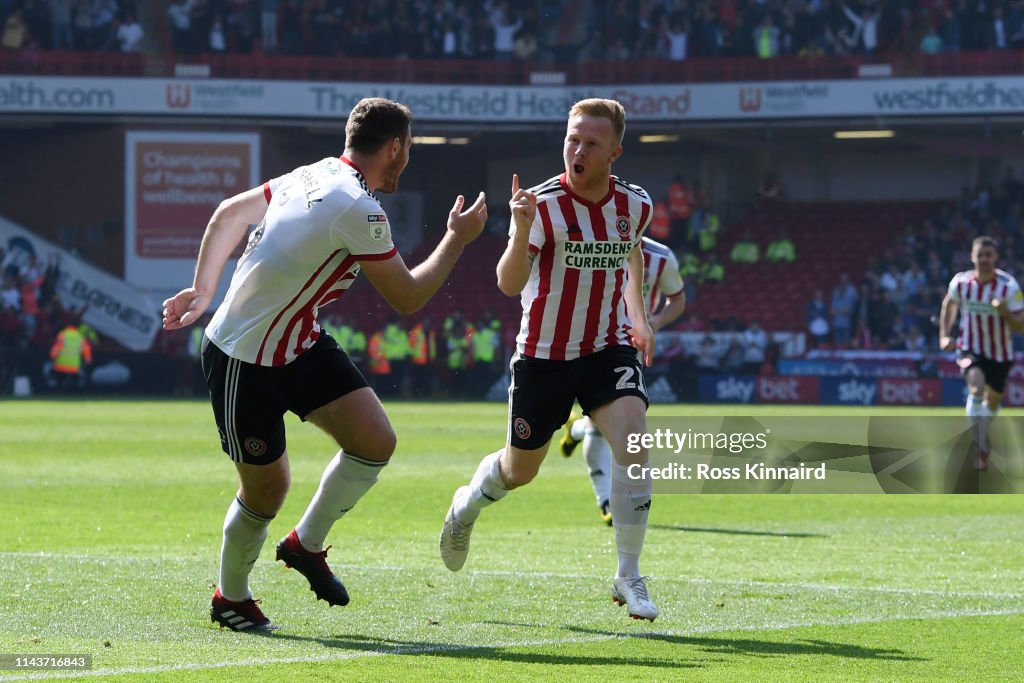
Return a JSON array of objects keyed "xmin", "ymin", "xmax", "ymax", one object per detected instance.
[
  {"xmin": 641, "ymin": 237, "xmax": 684, "ymax": 315},
  {"xmin": 206, "ymin": 156, "xmax": 396, "ymax": 366},
  {"xmin": 514, "ymin": 173, "xmax": 653, "ymax": 360},
  {"xmin": 947, "ymin": 268, "xmax": 1024, "ymax": 362}
]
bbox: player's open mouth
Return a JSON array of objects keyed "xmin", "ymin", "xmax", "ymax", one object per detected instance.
[{"xmin": 573, "ymin": 163, "xmax": 584, "ymax": 174}]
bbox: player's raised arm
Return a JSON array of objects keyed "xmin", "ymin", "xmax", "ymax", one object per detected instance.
[
  {"xmin": 625, "ymin": 244, "xmax": 654, "ymax": 366},
  {"xmin": 162, "ymin": 185, "xmax": 269, "ymax": 330},
  {"xmin": 497, "ymin": 173, "xmax": 537, "ymax": 297},
  {"xmin": 360, "ymin": 192, "xmax": 487, "ymax": 315},
  {"xmin": 939, "ymin": 292, "xmax": 959, "ymax": 351},
  {"xmin": 650, "ymin": 290, "xmax": 686, "ymax": 332}
]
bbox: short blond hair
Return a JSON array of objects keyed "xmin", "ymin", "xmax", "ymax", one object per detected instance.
[{"xmin": 568, "ymin": 98, "xmax": 626, "ymax": 143}]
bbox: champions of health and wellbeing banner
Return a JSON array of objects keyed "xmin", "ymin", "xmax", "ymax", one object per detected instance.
[{"xmin": 3, "ymin": 75, "xmax": 1024, "ymax": 121}]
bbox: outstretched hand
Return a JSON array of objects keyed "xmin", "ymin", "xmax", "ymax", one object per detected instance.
[
  {"xmin": 631, "ymin": 319, "xmax": 655, "ymax": 367},
  {"xmin": 509, "ymin": 174, "xmax": 537, "ymax": 237},
  {"xmin": 162, "ymin": 287, "xmax": 210, "ymax": 330},
  {"xmin": 447, "ymin": 191, "xmax": 488, "ymax": 246}
]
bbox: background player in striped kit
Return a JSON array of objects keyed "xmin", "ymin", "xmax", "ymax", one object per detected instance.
[
  {"xmin": 560, "ymin": 235, "xmax": 687, "ymax": 524},
  {"xmin": 939, "ymin": 236, "xmax": 1024, "ymax": 470},
  {"xmin": 439, "ymin": 98, "xmax": 661, "ymax": 621},
  {"xmin": 162, "ymin": 98, "xmax": 487, "ymax": 631}
]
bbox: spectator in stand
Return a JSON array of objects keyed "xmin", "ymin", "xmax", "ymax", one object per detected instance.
[
  {"xmin": 259, "ymin": 0, "xmax": 276, "ymax": 53},
  {"xmin": 807, "ymin": 288, "xmax": 830, "ymax": 347},
  {"xmin": 730, "ymin": 230, "xmax": 760, "ymax": 263},
  {"xmin": 741, "ymin": 321, "xmax": 768, "ymax": 374},
  {"xmin": 764, "ymin": 228, "xmax": 796, "ymax": 262},
  {"xmin": 841, "ymin": 0, "xmax": 880, "ymax": 54},
  {"xmin": 168, "ymin": 0, "xmax": 193, "ymax": 54},
  {"xmin": 2, "ymin": 8, "xmax": 28, "ymax": 49},
  {"xmin": 50, "ymin": 0, "xmax": 75, "ymax": 49},
  {"xmin": 1, "ymin": 273, "xmax": 21, "ymax": 312},
  {"xmin": 879, "ymin": 263, "xmax": 901, "ymax": 297},
  {"xmin": 830, "ymin": 273, "xmax": 857, "ymax": 347},
  {"xmin": 904, "ymin": 324, "xmax": 927, "ymax": 352},
  {"xmin": 986, "ymin": 5, "xmax": 1010, "ymax": 50},
  {"xmin": 722, "ymin": 338, "xmax": 745, "ymax": 371},
  {"xmin": 117, "ymin": 12, "xmax": 144, "ymax": 53},
  {"xmin": 919, "ymin": 22, "xmax": 943, "ymax": 53},
  {"xmin": 278, "ymin": 0, "xmax": 301, "ymax": 54},
  {"xmin": 490, "ymin": 2, "xmax": 522, "ymax": 62},
  {"xmin": 869, "ymin": 289, "xmax": 899, "ymax": 347},
  {"xmin": 695, "ymin": 334, "xmax": 721, "ymax": 373},
  {"xmin": 513, "ymin": 26, "xmax": 539, "ymax": 62},
  {"xmin": 698, "ymin": 207, "xmax": 721, "ymax": 253},
  {"xmin": 701, "ymin": 252, "xmax": 725, "ymax": 283},
  {"xmin": 90, "ymin": 0, "xmax": 118, "ymax": 52},
  {"xmin": 647, "ymin": 195, "xmax": 671, "ymax": 244},
  {"xmin": 208, "ymin": 16, "xmax": 226, "ymax": 52},
  {"xmin": 227, "ymin": 0, "xmax": 257, "ymax": 54},
  {"xmin": 664, "ymin": 18, "xmax": 689, "ymax": 61},
  {"xmin": 667, "ymin": 174, "xmax": 692, "ymax": 252},
  {"xmin": 753, "ymin": 13, "xmax": 781, "ymax": 58}
]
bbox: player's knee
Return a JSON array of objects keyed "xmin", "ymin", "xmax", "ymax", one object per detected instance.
[
  {"xmin": 502, "ymin": 459, "xmax": 540, "ymax": 488},
  {"xmin": 377, "ymin": 426, "xmax": 398, "ymax": 460},
  {"xmin": 239, "ymin": 475, "xmax": 289, "ymax": 515}
]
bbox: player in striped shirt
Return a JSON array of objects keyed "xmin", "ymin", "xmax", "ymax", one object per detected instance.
[
  {"xmin": 162, "ymin": 98, "xmax": 487, "ymax": 631},
  {"xmin": 439, "ymin": 99, "xmax": 661, "ymax": 621},
  {"xmin": 560, "ymin": 236, "xmax": 686, "ymax": 524},
  {"xmin": 939, "ymin": 236, "xmax": 1024, "ymax": 470}
]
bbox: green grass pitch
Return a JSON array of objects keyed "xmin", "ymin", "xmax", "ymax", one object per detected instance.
[{"xmin": 0, "ymin": 400, "xmax": 1021, "ymax": 682}]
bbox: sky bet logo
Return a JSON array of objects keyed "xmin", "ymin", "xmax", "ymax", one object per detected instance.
[{"xmin": 838, "ymin": 380, "xmax": 876, "ymax": 405}]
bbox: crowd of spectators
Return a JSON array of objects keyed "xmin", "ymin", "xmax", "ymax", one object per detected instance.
[
  {"xmin": 3, "ymin": 1, "xmax": 1024, "ymax": 60},
  {"xmin": 0, "ymin": 249, "xmax": 76, "ymax": 352},
  {"xmin": 807, "ymin": 168, "xmax": 1024, "ymax": 352}
]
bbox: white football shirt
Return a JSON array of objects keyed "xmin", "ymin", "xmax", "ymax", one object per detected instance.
[
  {"xmin": 514, "ymin": 173, "xmax": 653, "ymax": 360},
  {"xmin": 947, "ymin": 268, "xmax": 1024, "ymax": 363},
  {"xmin": 206, "ymin": 156, "xmax": 396, "ymax": 366},
  {"xmin": 640, "ymin": 236, "xmax": 684, "ymax": 315}
]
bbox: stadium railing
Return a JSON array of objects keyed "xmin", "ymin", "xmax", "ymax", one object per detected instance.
[{"xmin": 4, "ymin": 50, "xmax": 1024, "ymax": 83}]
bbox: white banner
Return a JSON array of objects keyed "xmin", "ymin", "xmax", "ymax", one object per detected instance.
[
  {"xmin": 3, "ymin": 75, "xmax": 1024, "ymax": 121},
  {"xmin": 0, "ymin": 216, "xmax": 159, "ymax": 351},
  {"xmin": 124, "ymin": 131, "xmax": 260, "ymax": 303}
]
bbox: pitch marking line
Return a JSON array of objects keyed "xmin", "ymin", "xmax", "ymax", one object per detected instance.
[
  {"xmin": 0, "ymin": 607, "xmax": 1021, "ymax": 681},
  {"xmin": 1, "ymin": 552, "xmax": 1021, "ymax": 601}
]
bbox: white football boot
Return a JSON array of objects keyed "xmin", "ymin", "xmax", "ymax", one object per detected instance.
[
  {"xmin": 440, "ymin": 486, "xmax": 475, "ymax": 571},
  {"xmin": 611, "ymin": 575, "xmax": 659, "ymax": 621}
]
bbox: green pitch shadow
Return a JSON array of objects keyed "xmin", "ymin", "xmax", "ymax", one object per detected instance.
[
  {"xmin": 251, "ymin": 631, "xmax": 701, "ymax": 669},
  {"xmin": 563, "ymin": 626, "xmax": 926, "ymax": 662},
  {"xmin": 650, "ymin": 525, "xmax": 828, "ymax": 538}
]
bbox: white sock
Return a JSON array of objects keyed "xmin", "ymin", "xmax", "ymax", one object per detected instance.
[
  {"xmin": 611, "ymin": 462, "xmax": 651, "ymax": 578},
  {"xmin": 966, "ymin": 395, "xmax": 983, "ymax": 450},
  {"xmin": 454, "ymin": 450, "xmax": 508, "ymax": 524},
  {"xmin": 220, "ymin": 496, "xmax": 273, "ymax": 602},
  {"xmin": 979, "ymin": 402, "xmax": 998, "ymax": 453},
  {"xmin": 570, "ymin": 416, "xmax": 591, "ymax": 441},
  {"xmin": 294, "ymin": 451, "xmax": 387, "ymax": 553},
  {"xmin": 583, "ymin": 429, "xmax": 612, "ymax": 506}
]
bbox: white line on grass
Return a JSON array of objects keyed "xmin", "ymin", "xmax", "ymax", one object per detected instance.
[
  {"xmin": 1, "ymin": 552, "xmax": 1022, "ymax": 601},
  {"xmin": 0, "ymin": 606, "xmax": 1021, "ymax": 681}
]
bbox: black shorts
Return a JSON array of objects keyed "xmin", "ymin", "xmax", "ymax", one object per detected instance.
[
  {"xmin": 201, "ymin": 332, "xmax": 369, "ymax": 465},
  {"xmin": 958, "ymin": 351, "xmax": 1014, "ymax": 394},
  {"xmin": 508, "ymin": 345, "xmax": 649, "ymax": 450}
]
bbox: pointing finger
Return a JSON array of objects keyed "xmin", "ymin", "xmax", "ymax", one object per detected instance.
[{"xmin": 512, "ymin": 173, "xmax": 519, "ymax": 194}]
